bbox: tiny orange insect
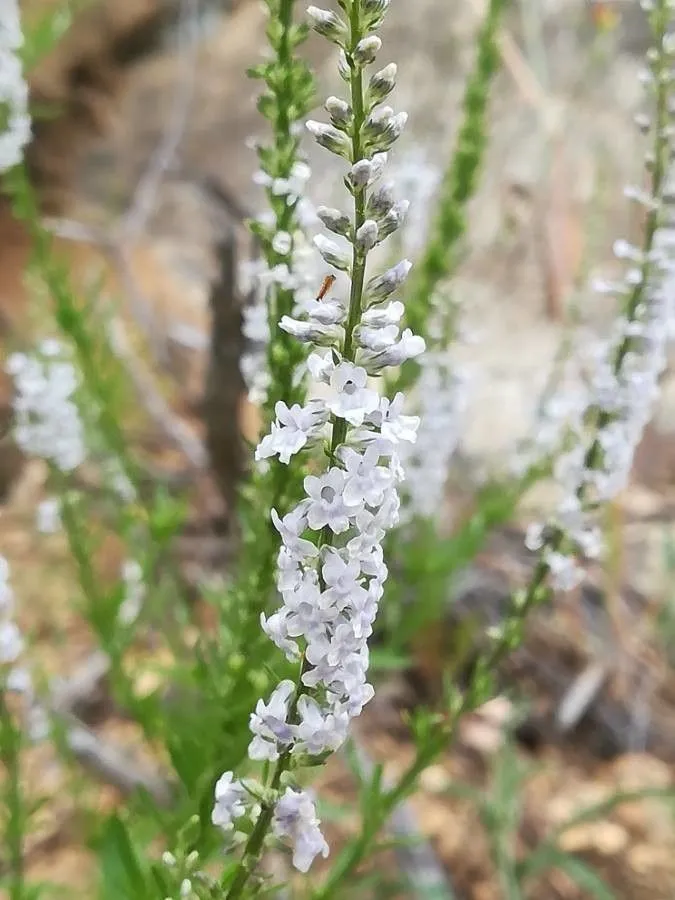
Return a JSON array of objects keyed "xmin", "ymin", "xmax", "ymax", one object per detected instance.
[{"xmin": 316, "ymin": 274, "xmax": 336, "ymax": 301}]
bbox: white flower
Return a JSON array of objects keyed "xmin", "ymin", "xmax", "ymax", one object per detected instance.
[
  {"xmin": 0, "ymin": 619, "xmax": 23, "ymax": 664},
  {"xmin": 279, "ymin": 315, "xmax": 344, "ymax": 345},
  {"xmin": 361, "ymin": 328, "xmax": 425, "ymax": 370},
  {"xmin": 327, "ymin": 362, "xmax": 379, "ymax": 426},
  {"xmin": 368, "ymin": 393, "xmax": 419, "ymax": 445},
  {"xmin": 36, "ymin": 497, "xmax": 61, "ymax": 534},
  {"xmin": 545, "ymin": 550, "xmax": 583, "ymax": 593},
  {"xmin": 338, "ymin": 445, "xmax": 392, "ymax": 506},
  {"xmin": 0, "ymin": 3, "xmax": 30, "ymax": 173},
  {"xmin": 256, "ymin": 401, "xmax": 327, "ymax": 464},
  {"xmin": 272, "ymin": 231, "xmax": 293, "ymax": 255},
  {"xmin": 293, "ymin": 695, "xmax": 349, "ymax": 755},
  {"xmin": 248, "ymin": 680, "xmax": 296, "ymax": 761},
  {"xmin": 212, "ymin": 772, "xmax": 247, "ymax": 831},
  {"xmin": 9, "ymin": 342, "xmax": 86, "ymax": 471},
  {"xmin": 260, "ymin": 608, "xmax": 300, "ymax": 660},
  {"xmin": 271, "ymin": 504, "xmax": 318, "ymax": 561},
  {"xmin": 304, "ymin": 468, "xmax": 354, "ymax": 533},
  {"xmin": 272, "ymin": 788, "xmax": 329, "ymax": 873}
]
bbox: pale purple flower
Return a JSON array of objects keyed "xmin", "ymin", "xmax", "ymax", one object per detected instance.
[
  {"xmin": 272, "ymin": 788, "xmax": 329, "ymax": 873},
  {"xmin": 293, "ymin": 695, "xmax": 349, "ymax": 755},
  {"xmin": 248, "ymin": 680, "xmax": 296, "ymax": 761}
]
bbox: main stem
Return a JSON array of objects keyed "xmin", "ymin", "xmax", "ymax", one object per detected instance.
[{"xmin": 224, "ymin": 4, "xmax": 370, "ymax": 896}]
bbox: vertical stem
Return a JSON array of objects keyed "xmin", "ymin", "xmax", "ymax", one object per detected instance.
[{"xmin": 1, "ymin": 692, "xmax": 25, "ymax": 900}]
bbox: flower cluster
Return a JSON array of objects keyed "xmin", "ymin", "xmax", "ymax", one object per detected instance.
[
  {"xmin": 7, "ymin": 339, "xmax": 86, "ymax": 472},
  {"xmin": 240, "ymin": 187, "xmax": 323, "ymax": 406},
  {"xmin": 401, "ymin": 349, "xmax": 470, "ymax": 519},
  {"xmin": 213, "ymin": 0, "xmax": 425, "ymax": 877},
  {"xmin": 0, "ymin": 0, "xmax": 30, "ymax": 172},
  {"xmin": 238, "ymin": 0, "xmax": 316, "ymax": 409},
  {"xmin": 527, "ymin": 5, "xmax": 675, "ymax": 592},
  {"xmin": 0, "ymin": 556, "xmax": 23, "ymax": 687},
  {"xmin": 0, "ymin": 555, "xmax": 46, "ymax": 739}
]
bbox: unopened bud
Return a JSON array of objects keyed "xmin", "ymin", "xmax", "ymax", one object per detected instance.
[
  {"xmin": 307, "ymin": 6, "xmax": 348, "ymax": 44},
  {"xmin": 325, "ymin": 96, "xmax": 352, "ymax": 130},
  {"xmin": 306, "ymin": 120, "xmax": 351, "ymax": 158},
  {"xmin": 353, "ymin": 35, "xmax": 382, "ymax": 67},
  {"xmin": 368, "ymin": 63, "xmax": 397, "ymax": 106},
  {"xmin": 355, "ymin": 219, "xmax": 379, "ymax": 252},
  {"xmin": 313, "ymin": 234, "xmax": 351, "ymax": 271},
  {"xmin": 317, "ymin": 206, "xmax": 351, "ymax": 237}
]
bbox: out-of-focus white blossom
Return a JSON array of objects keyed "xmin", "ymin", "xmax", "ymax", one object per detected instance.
[
  {"xmin": 8, "ymin": 340, "xmax": 86, "ymax": 472},
  {"xmin": 0, "ymin": 0, "xmax": 30, "ymax": 172},
  {"xmin": 526, "ymin": 13, "xmax": 675, "ymax": 592},
  {"xmin": 118, "ymin": 560, "xmax": 145, "ymax": 625},
  {"xmin": 36, "ymin": 497, "xmax": 61, "ymax": 534},
  {"xmin": 401, "ymin": 352, "xmax": 471, "ymax": 519}
]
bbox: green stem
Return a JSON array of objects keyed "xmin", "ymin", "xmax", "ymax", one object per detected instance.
[
  {"xmin": 393, "ymin": 0, "xmax": 504, "ymax": 394},
  {"xmin": 1, "ymin": 691, "xmax": 25, "ymax": 900}
]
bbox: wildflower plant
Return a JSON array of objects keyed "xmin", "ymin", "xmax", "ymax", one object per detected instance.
[{"xmin": 212, "ymin": 0, "xmax": 426, "ymax": 891}]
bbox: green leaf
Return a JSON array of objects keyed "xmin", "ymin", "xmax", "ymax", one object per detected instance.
[
  {"xmin": 96, "ymin": 815, "xmax": 148, "ymax": 900},
  {"xmin": 548, "ymin": 852, "xmax": 615, "ymax": 900}
]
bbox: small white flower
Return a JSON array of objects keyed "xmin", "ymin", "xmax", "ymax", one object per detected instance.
[
  {"xmin": 368, "ymin": 393, "xmax": 420, "ymax": 444},
  {"xmin": 271, "ymin": 504, "xmax": 318, "ymax": 561},
  {"xmin": 327, "ymin": 362, "xmax": 379, "ymax": 426},
  {"xmin": 256, "ymin": 401, "xmax": 327, "ymax": 464},
  {"xmin": 339, "ymin": 445, "xmax": 392, "ymax": 506},
  {"xmin": 212, "ymin": 771, "xmax": 247, "ymax": 831},
  {"xmin": 293, "ymin": 695, "xmax": 349, "ymax": 755},
  {"xmin": 0, "ymin": 620, "xmax": 23, "ymax": 664},
  {"xmin": 248, "ymin": 680, "xmax": 296, "ymax": 761},
  {"xmin": 304, "ymin": 468, "xmax": 354, "ymax": 533}
]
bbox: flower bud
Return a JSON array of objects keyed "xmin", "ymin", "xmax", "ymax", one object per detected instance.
[
  {"xmin": 363, "ymin": 0, "xmax": 391, "ymax": 27},
  {"xmin": 347, "ymin": 153, "xmax": 387, "ymax": 190},
  {"xmin": 325, "ymin": 96, "xmax": 352, "ymax": 130},
  {"xmin": 355, "ymin": 219, "xmax": 379, "ymax": 252},
  {"xmin": 313, "ymin": 234, "xmax": 351, "ymax": 271},
  {"xmin": 272, "ymin": 231, "xmax": 293, "ymax": 255},
  {"xmin": 353, "ymin": 35, "xmax": 382, "ymax": 67},
  {"xmin": 347, "ymin": 159, "xmax": 373, "ymax": 189},
  {"xmin": 306, "ymin": 120, "xmax": 351, "ymax": 158},
  {"xmin": 316, "ymin": 206, "xmax": 351, "ymax": 237},
  {"xmin": 307, "ymin": 6, "xmax": 348, "ymax": 44},
  {"xmin": 364, "ymin": 259, "xmax": 412, "ymax": 305},
  {"xmin": 363, "ymin": 108, "xmax": 408, "ymax": 152},
  {"xmin": 366, "ymin": 181, "xmax": 396, "ymax": 218},
  {"xmin": 377, "ymin": 200, "xmax": 409, "ymax": 240},
  {"xmin": 280, "ymin": 316, "xmax": 344, "ymax": 346},
  {"xmin": 367, "ymin": 63, "xmax": 397, "ymax": 106}
]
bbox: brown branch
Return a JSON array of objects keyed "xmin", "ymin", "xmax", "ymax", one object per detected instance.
[{"xmin": 202, "ymin": 232, "xmax": 246, "ymax": 513}]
